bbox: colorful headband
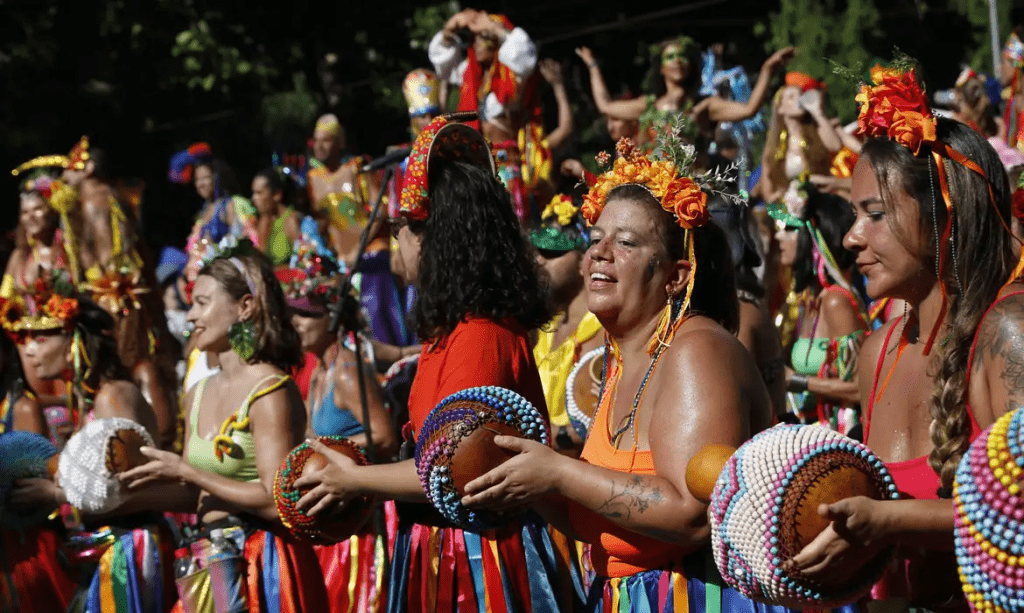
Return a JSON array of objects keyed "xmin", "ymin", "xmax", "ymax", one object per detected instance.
[
  {"xmin": 856, "ymin": 61, "xmax": 1019, "ymax": 353},
  {"xmin": 11, "ymin": 155, "xmax": 70, "ymax": 177},
  {"xmin": 530, "ymin": 195, "xmax": 588, "ymax": 253},
  {"xmin": 0, "ymin": 280, "xmax": 80, "ymax": 342},
  {"xmin": 403, "ymin": 69, "xmax": 441, "ymax": 118},
  {"xmin": 197, "ymin": 235, "xmax": 260, "ymax": 295},
  {"xmin": 276, "ymin": 226, "xmax": 341, "ymax": 315},
  {"xmin": 314, "ymin": 114, "xmax": 341, "ymax": 137},
  {"xmin": 399, "ymin": 113, "xmax": 496, "ymax": 221},
  {"xmin": 168, "ymin": 142, "xmax": 213, "ymax": 185},
  {"xmin": 785, "ymin": 71, "xmax": 825, "ymax": 93},
  {"xmin": 652, "ymin": 36, "xmax": 698, "ymax": 63}
]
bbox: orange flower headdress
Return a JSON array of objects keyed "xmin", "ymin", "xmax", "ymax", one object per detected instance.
[
  {"xmin": 582, "ymin": 118, "xmax": 737, "ymax": 353},
  {"xmin": 855, "ymin": 58, "xmax": 1021, "ymax": 353}
]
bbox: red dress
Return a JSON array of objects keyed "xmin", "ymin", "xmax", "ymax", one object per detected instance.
[{"xmin": 389, "ymin": 317, "xmax": 581, "ymax": 613}]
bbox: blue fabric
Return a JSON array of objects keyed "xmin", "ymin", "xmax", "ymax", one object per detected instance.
[
  {"xmin": 310, "ymin": 388, "xmax": 364, "ymax": 438},
  {"xmin": 261, "ymin": 533, "xmax": 281, "ymax": 613},
  {"xmin": 386, "ymin": 522, "xmax": 411, "ymax": 613},
  {"xmin": 463, "ymin": 531, "xmax": 488, "ymax": 613},
  {"xmin": 198, "ymin": 198, "xmax": 233, "ymax": 244},
  {"xmin": 359, "ymin": 250, "xmax": 414, "ymax": 346}
]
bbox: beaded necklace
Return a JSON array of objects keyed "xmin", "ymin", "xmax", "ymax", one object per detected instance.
[{"xmin": 609, "ymin": 341, "xmax": 668, "ymax": 448}]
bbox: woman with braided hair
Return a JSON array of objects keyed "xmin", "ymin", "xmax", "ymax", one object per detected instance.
[{"xmin": 785, "ymin": 65, "xmax": 1023, "ymax": 610}]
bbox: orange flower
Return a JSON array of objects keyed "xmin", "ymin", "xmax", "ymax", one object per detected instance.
[
  {"xmin": 889, "ymin": 109, "xmax": 937, "ymax": 155},
  {"xmin": 44, "ymin": 294, "xmax": 79, "ymax": 326},
  {"xmin": 663, "ymin": 178, "xmax": 708, "ymax": 230}
]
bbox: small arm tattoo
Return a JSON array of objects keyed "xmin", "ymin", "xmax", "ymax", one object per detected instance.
[{"xmin": 596, "ymin": 475, "xmax": 664, "ymax": 521}]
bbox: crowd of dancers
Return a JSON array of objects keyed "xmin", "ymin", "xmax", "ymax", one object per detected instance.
[{"xmin": 5, "ymin": 7, "xmax": 1024, "ymax": 613}]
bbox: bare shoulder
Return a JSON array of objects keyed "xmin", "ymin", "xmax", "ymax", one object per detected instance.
[
  {"xmin": 975, "ymin": 285, "xmax": 1024, "ymax": 368},
  {"xmin": 666, "ymin": 318, "xmax": 750, "ymax": 374},
  {"xmin": 95, "ymin": 379, "xmax": 147, "ymax": 414}
]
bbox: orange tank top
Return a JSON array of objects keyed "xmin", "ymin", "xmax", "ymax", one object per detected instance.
[{"xmin": 568, "ymin": 352, "xmax": 686, "ymax": 578}]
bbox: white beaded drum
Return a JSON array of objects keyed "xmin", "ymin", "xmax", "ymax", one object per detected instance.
[
  {"xmin": 699, "ymin": 424, "xmax": 899, "ymax": 608},
  {"xmin": 954, "ymin": 406, "xmax": 1024, "ymax": 613},
  {"xmin": 565, "ymin": 346, "xmax": 605, "ymax": 440},
  {"xmin": 58, "ymin": 417, "xmax": 153, "ymax": 513}
]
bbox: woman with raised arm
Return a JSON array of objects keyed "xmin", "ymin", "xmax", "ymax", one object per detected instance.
[
  {"xmin": 119, "ymin": 240, "xmax": 327, "ymax": 611},
  {"xmin": 785, "ymin": 64, "xmax": 1022, "ymax": 611},
  {"xmin": 576, "ymin": 41, "xmax": 794, "ymax": 151},
  {"xmin": 290, "ymin": 116, "xmax": 581, "ymax": 612},
  {"xmin": 459, "ymin": 135, "xmax": 792, "ymax": 612}
]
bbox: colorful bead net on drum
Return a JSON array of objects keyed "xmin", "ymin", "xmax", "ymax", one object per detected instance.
[
  {"xmin": 708, "ymin": 424, "xmax": 899, "ymax": 607},
  {"xmin": 955, "ymin": 406, "xmax": 1024, "ymax": 613},
  {"xmin": 414, "ymin": 386, "xmax": 549, "ymax": 530},
  {"xmin": 273, "ymin": 436, "xmax": 372, "ymax": 544}
]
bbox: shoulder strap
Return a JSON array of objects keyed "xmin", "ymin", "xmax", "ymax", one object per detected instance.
[
  {"xmin": 189, "ymin": 377, "xmax": 209, "ymax": 432},
  {"xmin": 865, "ymin": 315, "xmax": 904, "ymax": 442},
  {"xmin": 237, "ymin": 374, "xmax": 291, "ymax": 421}
]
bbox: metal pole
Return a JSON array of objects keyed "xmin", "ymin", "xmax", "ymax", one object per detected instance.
[{"xmin": 990, "ymin": 0, "xmax": 1001, "ymax": 76}]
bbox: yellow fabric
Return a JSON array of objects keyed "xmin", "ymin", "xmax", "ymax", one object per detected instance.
[
  {"xmin": 533, "ymin": 312, "xmax": 603, "ymax": 428},
  {"xmin": 0, "ymin": 274, "xmax": 13, "ymax": 299}
]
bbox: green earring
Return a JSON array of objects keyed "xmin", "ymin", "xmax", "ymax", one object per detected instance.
[{"xmin": 228, "ymin": 320, "xmax": 258, "ymax": 361}]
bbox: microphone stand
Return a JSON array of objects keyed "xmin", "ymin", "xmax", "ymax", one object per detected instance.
[{"xmin": 327, "ymin": 160, "xmax": 398, "ymax": 580}]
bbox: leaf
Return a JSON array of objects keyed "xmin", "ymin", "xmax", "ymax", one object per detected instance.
[{"xmin": 201, "ymin": 74, "xmax": 215, "ymax": 91}]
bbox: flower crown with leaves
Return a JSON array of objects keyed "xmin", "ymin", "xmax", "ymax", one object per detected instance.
[
  {"xmin": 852, "ymin": 54, "xmax": 1021, "ymax": 353},
  {"xmin": 196, "ymin": 235, "xmax": 261, "ymax": 296},
  {"xmin": 531, "ymin": 195, "xmax": 589, "ymax": 253},
  {"xmin": 278, "ymin": 235, "xmax": 342, "ymax": 306},
  {"xmin": 1, "ymin": 273, "xmax": 80, "ymax": 341}
]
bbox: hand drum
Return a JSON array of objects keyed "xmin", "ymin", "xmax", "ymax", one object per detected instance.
[
  {"xmin": 58, "ymin": 417, "xmax": 154, "ymax": 513},
  {"xmin": 0, "ymin": 431, "xmax": 59, "ymax": 529},
  {"xmin": 274, "ymin": 437, "xmax": 373, "ymax": 544},
  {"xmin": 415, "ymin": 386, "xmax": 549, "ymax": 530},
  {"xmin": 687, "ymin": 424, "xmax": 899, "ymax": 609},
  {"xmin": 955, "ymin": 406, "xmax": 1024, "ymax": 613},
  {"xmin": 565, "ymin": 346, "xmax": 605, "ymax": 441}
]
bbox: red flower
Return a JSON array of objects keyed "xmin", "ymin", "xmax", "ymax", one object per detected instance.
[{"xmin": 856, "ymin": 69, "xmax": 933, "ymax": 143}]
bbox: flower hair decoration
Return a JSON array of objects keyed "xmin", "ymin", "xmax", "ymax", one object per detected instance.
[
  {"xmin": 530, "ymin": 195, "xmax": 589, "ymax": 253},
  {"xmin": 855, "ymin": 56, "xmax": 1020, "ymax": 353}
]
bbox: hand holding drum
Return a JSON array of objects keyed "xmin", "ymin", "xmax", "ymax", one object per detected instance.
[
  {"xmin": 415, "ymin": 386, "xmax": 549, "ymax": 530},
  {"xmin": 686, "ymin": 424, "xmax": 899, "ymax": 608},
  {"xmin": 58, "ymin": 417, "xmax": 153, "ymax": 513}
]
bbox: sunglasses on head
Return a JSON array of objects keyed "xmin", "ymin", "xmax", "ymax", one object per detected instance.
[{"xmin": 661, "ymin": 51, "xmax": 689, "ymax": 66}]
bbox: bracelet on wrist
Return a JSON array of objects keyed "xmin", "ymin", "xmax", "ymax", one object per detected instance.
[
  {"xmin": 587, "ymin": 61, "xmax": 599, "ymax": 69},
  {"xmin": 789, "ymin": 374, "xmax": 809, "ymax": 393}
]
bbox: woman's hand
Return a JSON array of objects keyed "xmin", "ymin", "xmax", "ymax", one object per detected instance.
[
  {"xmin": 575, "ymin": 46, "xmax": 597, "ymax": 68},
  {"xmin": 538, "ymin": 59, "xmax": 564, "ymax": 86},
  {"xmin": 763, "ymin": 46, "xmax": 797, "ymax": 73},
  {"xmin": 461, "ymin": 435, "xmax": 565, "ymax": 510},
  {"xmin": 9, "ymin": 478, "xmax": 63, "ymax": 511},
  {"xmin": 785, "ymin": 496, "xmax": 892, "ymax": 580},
  {"xmin": 119, "ymin": 446, "xmax": 191, "ymax": 489},
  {"xmin": 292, "ymin": 438, "xmax": 360, "ymax": 517}
]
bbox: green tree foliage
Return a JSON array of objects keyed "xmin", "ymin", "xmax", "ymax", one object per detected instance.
[
  {"xmin": 763, "ymin": 0, "xmax": 882, "ymax": 123},
  {"xmin": 948, "ymin": 0, "xmax": 1012, "ymax": 73}
]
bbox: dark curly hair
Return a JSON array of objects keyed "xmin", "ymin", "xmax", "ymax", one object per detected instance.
[
  {"xmin": 792, "ymin": 188, "xmax": 859, "ymax": 293},
  {"xmin": 198, "ymin": 248, "xmax": 303, "ymax": 370},
  {"xmin": 862, "ymin": 117, "xmax": 1015, "ymax": 494},
  {"xmin": 409, "ymin": 161, "xmax": 551, "ymax": 340},
  {"xmin": 607, "ymin": 184, "xmax": 739, "ymax": 333}
]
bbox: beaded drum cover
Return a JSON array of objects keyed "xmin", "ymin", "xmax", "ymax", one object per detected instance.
[
  {"xmin": 57, "ymin": 417, "xmax": 153, "ymax": 513},
  {"xmin": 415, "ymin": 386, "xmax": 549, "ymax": 530},
  {"xmin": 708, "ymin": 424, "xmax": 899, "ymax": 608},
  {"xmin": 954, "ymin": 406, "xmax": 1024, "ymax": 613},
  {"xmin": 0, "ymin": 431, "xmax": 59, "ymax": 529},
  {"xmin": 565, "ymin": 346, "xmax": 605, "ymax": 441},
  {"xmin": 273, "ymin": 436, "xmax": 373, "ymax": 544}
]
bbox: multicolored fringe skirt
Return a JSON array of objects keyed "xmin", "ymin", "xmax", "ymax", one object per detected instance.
[
  {"xmin": 586, "ymin": 554, "xmax": 860, "ymax": 613},
  {"xmin": 315, "ymin": 501, "xmax": 398, "ymax": 613},
  {"xmin": 73, "ymin": 521, "xmax": 175, "ymax": 613},
  {"xmin": 387, "ymin": 506, "xmax": 583, "ymax": 613},
  {"xmin": 0, "ymin": 522, "xmax": 78, "ymax": 613},
  {"xmin": 172, "ymin": 520, "xmax": 327, "ymax": 613},
  {"xmin": 492, "ymin": 141, "xmax": 529, "ymax": 224}
]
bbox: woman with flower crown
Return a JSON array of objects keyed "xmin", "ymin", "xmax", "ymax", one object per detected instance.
[
  {"xmin": 115, "ymin": 240, "xmax": 327, "ymax": 612},
  {"xmin": 458, "ymin": 132, "xmax": 790, "ymax": 611},
  {"xmin": 782, "ymin": 62, "xmax": 1024, "ymax": 611},
  {"xmin": 288, "ymin": 115, "xmax": 582, "ymax": 612},
  {"xmin": 4, "ymin": 290, "xmax": 169, "ymax": 612}
]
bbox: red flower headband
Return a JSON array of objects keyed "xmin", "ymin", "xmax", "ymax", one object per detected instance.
[{"xmin": 856, "ymin": 64, "xmax": 1019, "ymax": 352}]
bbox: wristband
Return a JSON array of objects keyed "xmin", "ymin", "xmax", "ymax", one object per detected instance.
[
  {"xmin": 789, "ymin": 374, "xmax": 808, "ymax": 393},
  {"xmin": 587, "ymin": 61, "xmax": 599, "ymax": 69}
]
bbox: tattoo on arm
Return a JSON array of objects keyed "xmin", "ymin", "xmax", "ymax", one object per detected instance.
[{"xmin": 596, "ymin": 475, "xmax": 664, "ymax": 521}]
